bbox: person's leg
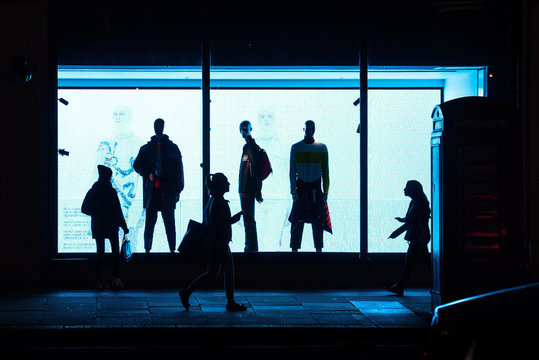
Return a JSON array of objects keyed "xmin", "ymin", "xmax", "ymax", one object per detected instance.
[
  {"xmin": 290, "ymin": 221, "xmax": 304, "ymax": 251},
  {"xmin": 386, "ymin": 242, "xmax": 422, "ymax": 296},
  {"xmin": 222, "ymin": 246, "xmax": 246, "ymax": 311},
  {"xmin": 180, "ymin": 255, "xmax": 221, "ymax": 309},
  {"xmin": 240, "ymin": 193, "xmax": 258, "ymax": 252},
  {"xmin": 185, "ymin": 254, "xmax": 221, "ymax": 295},
  {"xmin": 109, "ymin": 233, "xmax": 120, "ymax": 278},
  {"xmin": 95, "ymin": 237, "xmax": 105, "ymax": 282},
  {"xmin": 144, "ymin": 207, "xmax": 158, "ymax": 253},
  {"xmin": 312, "ymin": 222, "xmax": 324, "ymax": 252},
  {"xmin": 222, "ymin": 246, "xmax": 235, "ymax": 302},
  {"xmin": 398, "ymin": 242, "xmax": 424, "ymax": 287},
  {"xmin": 109, "ymin": 233, "xmax": 124, "ymax": 289},
  {"xmin": 162, "ymin": 208, "xmax": 176, "ymax": 253},
  {"xmin": 420, "ymin": 244, "xmax": 432, "ymax": 271}
]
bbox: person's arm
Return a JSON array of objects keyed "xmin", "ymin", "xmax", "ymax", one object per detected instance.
[
  {"xmin": 112, "ymin": 190, "xmax": 129, "ymax": 233},
  {"xmin": 321, "ymin": 146, "xmax": 329, "ymax": 200},
  {"xmin": 177, "ymin": 147, "xmax": 184, "ymax": 194},
  {"xmin": 290, "ymin": 145, "xmax": 297, "ymax": 196},
  {"xmin": 231, "ymin": 211, "xmax": 243, "ymax": 224},
  {"xmin": 250, "ymin": 144, "xmax": 263, "ymax": 202},
  {"xmin": 133, "ymin": 146, "xmax": 149, "ymax": 178}
]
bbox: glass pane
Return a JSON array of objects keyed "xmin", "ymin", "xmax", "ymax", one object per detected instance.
[
  {"xmin": 58, "ymin": 88, "xmax": 202, "ymax": 253},
  {"xmin": 367, "ymin": 89, "xmax": 440, "ymax": 252},
  {"xmin": 210, "ymin": 89, "xmax": 359, "ymax": 252}
]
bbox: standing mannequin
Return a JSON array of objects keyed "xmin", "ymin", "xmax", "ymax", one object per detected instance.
[
  {"xmin": 289, "ymin": 120, "xmax": 331, "ymax": 252},
  {"xmin": 134, "ymin": 118, "xmax": 184, "ymax": 253},
  {"xmin": 238, "ymin": 120, "xmax": 263, "ymax": 252}
]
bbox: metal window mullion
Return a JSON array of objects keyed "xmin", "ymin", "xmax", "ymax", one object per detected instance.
[
  {"xmin": 359, "ymin": 10, "xmax": 369, "ymax": 259},
  {"xmin": 202, "ymin": 33, "xmax": 211, "ymax": 210}
]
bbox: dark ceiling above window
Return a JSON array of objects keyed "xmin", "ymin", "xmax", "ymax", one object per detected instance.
[{"xmin": 52, "ymin": 0, "xmax": 520, "ymax": 67}]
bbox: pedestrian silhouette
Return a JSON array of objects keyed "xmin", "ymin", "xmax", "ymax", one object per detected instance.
[
  {"xmin": 238, "ymin": 120, "xmax": 263, "ymax": 252},
  {"xmin": 289, "ymin": 120, "xmax": 332, "ymax": 252},
  {"xmin": 179, "ymin": 173, "xmax": 247, "ymax": 312},
  {"xmin": 133, "ymin": 118, "xmax": 184, "ymax": 253},
  {"xmin": 385, "ymin": 180, "xmax": 432, "ymax": 296},
  {"xmin": 81, "ymin": 165, "xmax": 129, "ymax": 290}
]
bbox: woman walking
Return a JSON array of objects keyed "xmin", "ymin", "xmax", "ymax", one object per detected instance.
[
  {"xmin": 179, "ymin": 173, "xmax": 246, "ymax": 311},
  {"xmin": 385, "ymin": 180, "xmax": 431, "ymax": 296}
]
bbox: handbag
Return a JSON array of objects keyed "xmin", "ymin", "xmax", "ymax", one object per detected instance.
[
  {"xmin": 121, "ymin": 234, "xmax": 133, "ymax": 263},
  {"xmin": 177, "ymin": 219, "xmax": 207, "ymax": 258}
]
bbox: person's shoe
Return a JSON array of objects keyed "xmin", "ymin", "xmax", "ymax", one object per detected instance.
[
  {"xmin": 179, "ymin": 289, "xmax": 190, "ymax": 310},
  {"xmin": 384, "ymin": 283, "xmax": 404, "ymax": 296},
  {"xmin": 111, "ymin": 277, "xmax": 124, "ymax": 289},
  {"xmin": 226, "ymin": 302, "xmax": 247, "ymax": 312}
]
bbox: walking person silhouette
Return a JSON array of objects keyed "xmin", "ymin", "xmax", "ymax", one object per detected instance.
[
  {"xmin": 385, "ymin": 180, "xmax": 431, "ymax": 296},
  {"xmin": 179, "ymin": 173, "xmax": 246, "ymax": 312}
]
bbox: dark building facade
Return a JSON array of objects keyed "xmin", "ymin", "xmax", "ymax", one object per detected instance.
[{"xmin": 1, "ymin": 0, "xmax": 538, "ymax": 291}]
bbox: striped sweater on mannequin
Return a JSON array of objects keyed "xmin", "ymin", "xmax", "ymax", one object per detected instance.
[{"xmin": 289, "ymin": 140, "xmax": 329, "ymax": 195}]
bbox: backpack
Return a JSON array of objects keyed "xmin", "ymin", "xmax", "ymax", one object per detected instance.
[
  {"xmin": 81, "ymin": 187, "xmax": 95, "ymax": 216},
  {"xmin": 258, "ymin": 147, "xmax": 272, "ymax": 180}
]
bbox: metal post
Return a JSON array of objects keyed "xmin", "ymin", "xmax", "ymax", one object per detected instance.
[
  {"xmin": 202, "ymin": 32, "xmax": 210, "ymax": 210},
  {"xmin": 359, "ymin": 8, "xmax": 369, "ymax": 258}
]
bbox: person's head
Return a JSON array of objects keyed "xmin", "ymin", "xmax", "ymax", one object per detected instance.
[
  {"xmin": 304, "ymin": 120, "xmax": 315, "ymax": 138},
  {"xmin": 205, "ymin": 173, "xmax": 230, "ymax": 196},
  {"xmin": 404, "ymin": 180, "xmax": 425, "ymax": 199},
  {"xmin": 97, "ymin": 165, "xmax": 113, "ymax": 181},
  {"xmin": 154, "ymin": 118, "xmax": 165, "ymax": 136},
  {"xmin": 239, "ymin": 120, "xmax": 252, "ymax": 138}
]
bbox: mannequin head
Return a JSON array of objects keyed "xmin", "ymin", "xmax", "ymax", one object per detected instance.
[
  {"xmin": 112, "ymin": 105, "xmax": 133, "ymax": 135},
  {"xmin": 239, "ymin": 120, "xmax": 252, "ymax": 138},
  {"xmin": 154, "ymin": 118, "xmax": 165, "ymax": 136},
  {"xmin": 206, "ymin": 173, "xmax": 230, "ymax": 196},
  {"xmin": 257, "ymin": 110, "xmax": 276, "ymax": 141},
  {"xmin": 304, "ymin": 120, "xmax": 315, "ymax": 138}
]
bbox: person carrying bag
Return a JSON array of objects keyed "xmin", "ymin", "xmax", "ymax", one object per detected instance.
[{"xmin": 179, "ymin": 173, "xmax": 246, "ymax": 312}]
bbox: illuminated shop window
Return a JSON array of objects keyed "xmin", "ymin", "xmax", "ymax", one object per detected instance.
[{"xmin": 57, "ymin": 66, "xmax": 485, "ymax": 253}]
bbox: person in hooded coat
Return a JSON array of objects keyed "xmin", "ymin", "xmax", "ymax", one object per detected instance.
[
  {"xmin": 385, "ymin": 180, "xmax": 432, "ymax": 296},
  {"xmin": 82, "ymin": 165, "xmax": 129, "ymax": 289}
]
